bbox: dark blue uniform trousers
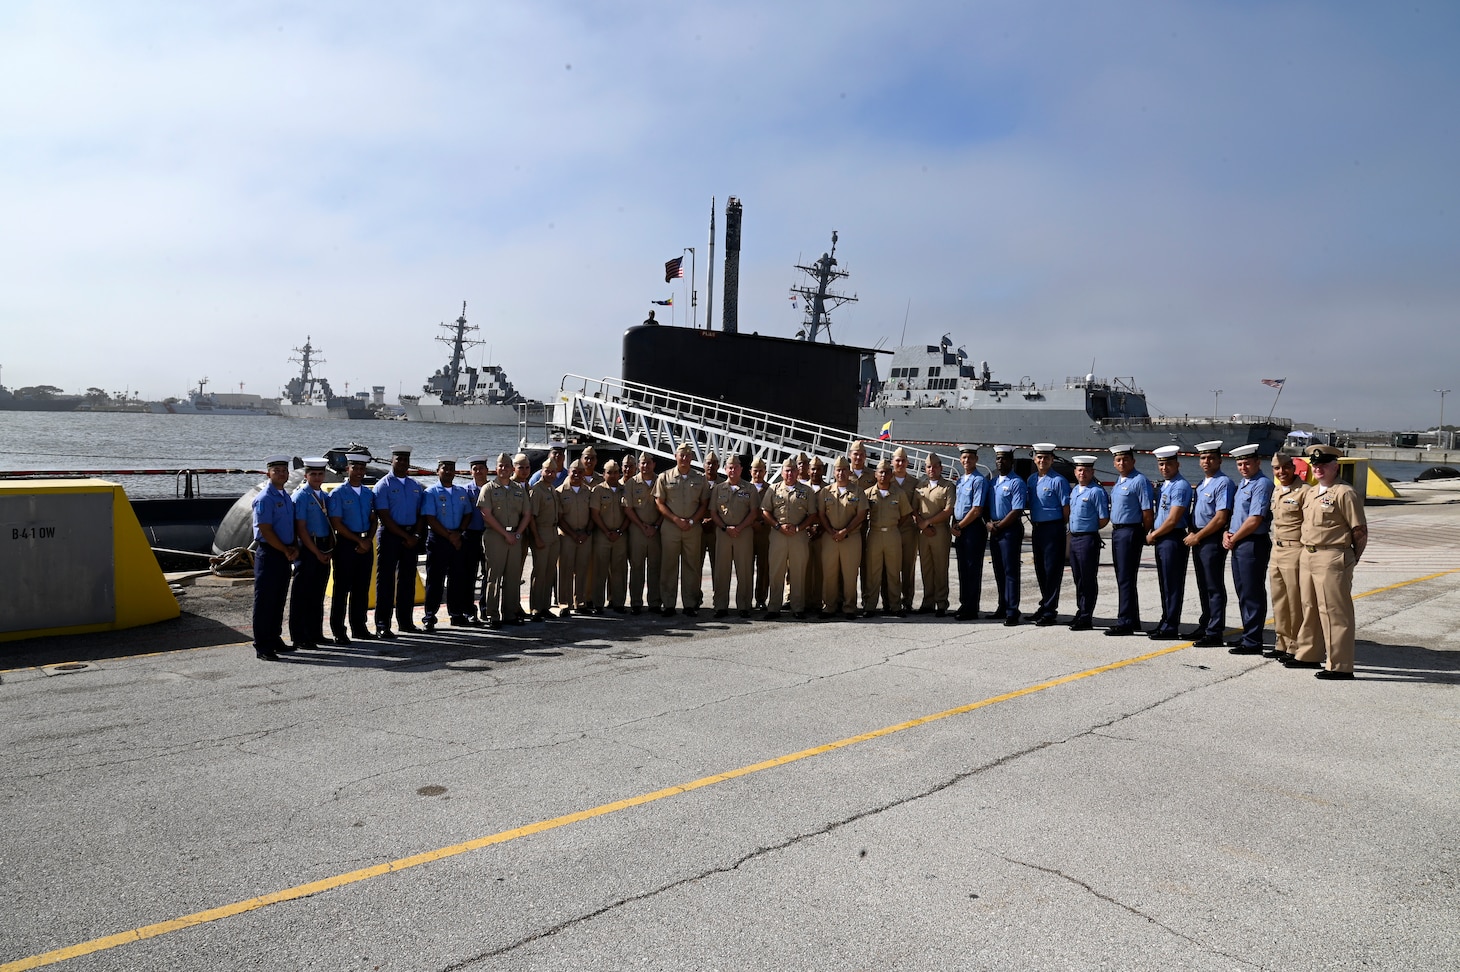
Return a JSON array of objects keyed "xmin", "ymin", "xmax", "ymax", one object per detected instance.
[
  {"xmin": 989, "ymin": 522, "xmax": 1024, "ymax": 619},
  {"xmin": 1230, "ymin": 534, "xmax": 1272, "ymax": 647},
  {"xmin": 288, "ymin": 542, "xmax": 331, "ymax": 645},
  {"xmin": 375, "ymin": 530, "xmax": 421, "ymax": 631},
  {"xmin": 252, "ymin": 545, "xmax": 291, "ymax": 651},
  {"xmin": 423, "ymin": 530, "xmax": 471, "ymax": 623},
  {"xmin": 1191, "ymin": 538, "xmax": 1228, "ymax": 638},
  {"xmin": 1152, "ymin": 535, "xmax": 1189, "ymax": 634},
  {"xmin": 1068, "ymin": 532, "xmax": 1100, "ymax": 622},
  {"xmin": 953, "ymin": 523, "xmax": 988, "ymax": 615},
  {"xmin": 330, "ymin": 541, "xmax": 374, "ymax": 638},
  {"xmin": 1110, "ymin": 524, "xmax": 1144, "ymax": 628},
  {"xmin": 1030, "ymin": 520, "xmax": 1066, "ymax": 619},
  {"xmin": 462, "ymin": 528, "xmax": 486, "ymax": 617}
]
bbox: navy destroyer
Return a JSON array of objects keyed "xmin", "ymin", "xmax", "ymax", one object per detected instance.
[
  {"xmin": 278, "ymin": 339, "xmax": 372, "ymax": 420},
  {"xmin": 399, "ymin": 302, "xmax": 545, "ymax": 426}
]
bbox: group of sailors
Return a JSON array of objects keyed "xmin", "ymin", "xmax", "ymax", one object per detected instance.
[{"xmin": 249, "ymin": 437, "xmax": 1367, "ymax": 679}]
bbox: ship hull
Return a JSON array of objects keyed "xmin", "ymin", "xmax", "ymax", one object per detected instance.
[
  {"xmin": 278, "ymin": 402, "xmax": 373, "ymax": 420},
  {"xmin": 402, "ymin": 402, "xmax": 546, "ymax": 426}
]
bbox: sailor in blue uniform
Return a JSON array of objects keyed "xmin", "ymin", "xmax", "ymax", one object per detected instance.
[
  {"xmin": 1105, "ymin": 444, "xmax": 1153, "ymax": 636},
  {"xmin": 251, "ymin": 455, "xmax": 298, "ymax": 660},
  {"xmin": 463, "ymin": 456, "xmax": 492, "ymax": 622},
  {"xmin": 1185, "ymin": 440, "xmax": 1235, "ymax": 646},
  {"xmin": 326, "ymin": 453, "xmax": 377, "ymax": 644},
  {"xmin": 422, "ymin": 457, "xmax": 475, "ymax": 629},
  {"xmin": 288, "ymin": 457, "xmax": 333, "ymax": 650},
  {"xmin": 1067, "ymin": 456, "xmax": 1110, "ymax": 630},
  {"xmin": 1224, "ymin": 443, "xmax": 1274, "ymax": 653},
  {"xmin": 987, "ymin": 446, "xmax": 1027, "ymax": 625},
  {"xmin": 1146, "ymin": 445, "xmax": 1192, "ymax": 639},
  {"xmin": 951, "ymin": 444, "xmax": 989, "ymax": 620},
  {"xmin": 1026, "ymin": 442, "xmax": 1071, "ymax": 626},
  {"xmin": 373, "ymin": 445, "xmax": 426, "ymax": 638},
  {"xmin": 528, "ymin": 443, "xmax": 568, "ymax": 487}
]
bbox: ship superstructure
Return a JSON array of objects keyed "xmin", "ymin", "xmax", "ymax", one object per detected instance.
[{"xmin": 279, "ymin": 339, "xmax": 371, "ymax": 420}]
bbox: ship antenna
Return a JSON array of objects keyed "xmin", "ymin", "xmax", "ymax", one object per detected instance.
[{"xmin": 901, "ymin": 299, "xmax": 911, "ymax": 345}]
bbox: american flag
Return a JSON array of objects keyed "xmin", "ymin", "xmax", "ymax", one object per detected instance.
[
  {"xmin": 664, "ymin": 256, "xmax": 684, "ymax": 283},
  {"xmin": 1261, "ymin": 378, "xmax": 1286, "ymax": 389}
]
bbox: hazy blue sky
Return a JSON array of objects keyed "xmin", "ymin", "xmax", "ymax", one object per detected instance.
[{"xmin": 3, "ymin": 1, "xmax": 1457, "ymax": 430}]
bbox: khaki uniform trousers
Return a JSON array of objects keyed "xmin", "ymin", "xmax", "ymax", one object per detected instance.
[
  {"xmin": 713, "ymin": 527, "xmax": 755, "ymax": 611},
  {"xmin": 805, "ymin": 533, "xmax": 825, "ymax": 612},
  {"xmin": 593, "ymin": 532, "xmax": 628, "ymax": 609},
  {"xmin": 628, "ymin": 524, "xmax": 662, "ymax": 610},
  {"xmin": 821, "ymin": 532, "xmax": 862, "ymax": 613},
  {"xmin": 767, "ymin": 528, "xmax": 810, "ymax": 612},
  {"xmin": 752, "ymin": 523, "xmax": 771, "ymax": 607},
  {"xmin": 558, "ymin": 533, "xmax": 593, "ymax": 610},
  {"xmin": 696, "ymin": 523, "xmax": 715, "ymax": 608},
  {"xmin": 866, "ymin": 525, "xmax": 903, "ymax": 612},
  {"xmin": 917, "ymin": 527, "xmax": 952, "ymax": 611},
  {"xmin": 1296, "ymin": 546, "xmax": 1356, "ymax": 672},
  {"xmin": 660, "ymin": 522, "xmax": 703, "ymax": 610},
  {"xmin": 1269, "ymin": 540, "xmax": 1304, "ymax": 655},
  {"xmin": 898, "ymin": 523, "xmax": 919, "ymax": 610},
  {"xmin": 483, "ymin": 532, "xmax": 526, "ymax": 622},
  {"xmin": 529, "ymin": 538, "xmax": 559, "ymax": 614}
]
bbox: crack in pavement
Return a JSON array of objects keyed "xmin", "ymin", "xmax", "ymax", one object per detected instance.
[{"xmin": 437, "ymin": 667, "xmax": 1239, "ymax": 968}]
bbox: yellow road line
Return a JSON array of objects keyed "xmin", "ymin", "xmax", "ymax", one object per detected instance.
[{"xmin": 4, "ymin": 568, "xmax": 1454, "ymax": 972}]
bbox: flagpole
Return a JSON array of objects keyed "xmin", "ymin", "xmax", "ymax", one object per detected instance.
[
  {"xmin": 706, "ymin": 197, "xmax": 716, "ymax": 332},
  {"xmin": 684, "ymin": 246, "xmax": 696, "ymax": 330},
  {"xmin": 1267, "ymin": 383, "xmax": 1285, "ymax": 419}
]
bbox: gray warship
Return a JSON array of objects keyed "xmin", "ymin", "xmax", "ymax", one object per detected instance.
[
  {"xmin": 278, "ymin": 339, "xmax": 372, "ymax": 420},
  {"xmin": 398, "ymin": 302, "xmax": 546, "ymax": 426}
]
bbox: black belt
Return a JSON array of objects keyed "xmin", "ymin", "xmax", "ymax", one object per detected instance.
[
  {"xmin": 1070, "ymin": 531, "xmax": 1099, "ymax": 537},
  {"xmin": 310, "ymin": 534, "xmax": 331, "ymax": 542},
  {"xmin": 1112, "ymin": 523, "xmax": 1142, "ymax": 529}
]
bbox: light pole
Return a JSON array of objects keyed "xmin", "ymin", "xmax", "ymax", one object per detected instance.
[
  {"xmin": 1211, "ymin": 389, "xmax": 1223, "ymax": 422},
  {"xmin": 1436, "ymin": 388, "xmax": 1451, "ymax": 449}
]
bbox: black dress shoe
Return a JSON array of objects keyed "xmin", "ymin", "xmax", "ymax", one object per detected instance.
[
  {"xmin": 713, "ymin": 609, "xmax": 729, "ymax": 619},
  {"xmin": 1068, "ymin": 618, "xmax": 1093, "ymax": 631},
  {"xmin": 843, "ymin": 612, "xmax": 860, "ymax": 621},
  {"xmin": 1314, "ymin": 670, "xmax": 1355, "ymax": 680},
  {"xmin": 629, "ymin": 606, "xmax": 641, "ymax": 615},
  {"xmin": 1261, "ymin": 647, "xmax": 1283, "ymax": 658},
  {"xmin": 893, "ymin": 610, "xmax": 908, "ymax": 618},
  {"xmin": 793, "ymin": 611, "xmax": 808, "ymax": 619},
  {"xmin": 683, "ymin": 608, "xmax": 699, "ymax": 617},
  {"xmin": 255, "ymin": 648, "xmax": 279, "ymax": 661},
  {"xmin": 739, "ymin": 610, "xmax": 752, "ymax": 619},
  {"xmin": 333, "ymin": 636, "xmax": 352, "ymax": 647},
  {"xmin": 399, "ymin": 624, "xmax": 423, "ymax": 634},
  {"xmin": 354, "ymin": 630, "xmax": 378, "ymax": 640},
  {"xmin": 1276, "ymin": 652, "xmax": 1295, "ymax": 663},
  {"xmin": 1193, "ymin": 636, "xmax": 1225, "ymax": 648},
  {"xmin": 1147, "ymin": 629, "xmax": 1179, "ymax": 640},
  {"xmin": 819, "ymin": 611, "xmax": 836, "ymax": 620},
  {"xmin": 1283, "ymin": 658, "xmax": 1322, "ymax": 669},
  {"xmin": 1003, "ymin": 615, "xmax": 1022, "ymax": 627},
  {"xmin": 953, "ymin": 610, "xmax": 975, "ymax": 621},
  {"xmin": 763, "ymin": 611, "xmax": 782, "ymax": 620},
  {"xmin": 1104, "ymin": 626, "xmax": 1135, "ymax": 637},
  {"xmin": 1227, "ymin": 645, "xmax": 1263, "ymax": 655},
  {"xmin": 377, "ymin": 628, "xmax": 397, "ymax": 640},
  {"xmin": 1035, "ymin": 615, "xmax": 1058, "ymax": 627},
  {"xmin": 934, "ymin": 609, "xmax": 946, "ymax": 618},
  {"xmin": 987, "ymin": 610, "xmax": 1007, "ymax": 620}
]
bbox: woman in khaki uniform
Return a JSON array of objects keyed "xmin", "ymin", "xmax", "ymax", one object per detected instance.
[
  {"xmin": 710, "ymin": 456, "xmax": 758, "ymax": 617},
  {"xmin": 590, "ymin": 460, "xmax": 629, "ymax": 611},
  {"xmin": 1267, "ymin": 454, "xmax": 1308, "ymax": 662},
  {"xmin": 804, "ymin": 457, "xmax": 828, "ymax": 615},
  {"xmin": 654, "ymin": 443, "xmax": 710, "ymax": 615},
  {"xmin": 1288, "ymin": 445, "xmax": 1367, "ymax": 679},
  {"xmin": 866, "ymin": 460, "xmax": 913, "ymax": 616},
  {"xmin": 760, "ymin": 458, "xmax": 817, "ymax": 619},
  {"xmin": 528, "ymin": 461, "xmax": 561, "ymax": 620},
  {"xmin": 624, "ymin": 452, "xmax": 662, "ymax": 615},
  {"xmin": 915, "ymin": 454, "xmax": 956, "ymax": 616},
  {"xmin": 556, "ymin": 461, "xmax": 595, "ymax": 614},
  {"xmin": 748, "ymin": 458, "xmax": 772, "ymax": 609},
  {"xmin": 479, "ymin": 452, "xmax": 531, "ymax": 627},
  {"xmin": 819, "ymin": 456, "xmax": 868, "ymax": 619}
]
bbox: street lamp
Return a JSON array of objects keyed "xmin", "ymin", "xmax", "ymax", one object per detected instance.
[
  {"xmin": 1436, "ymin": 388, "xmax": 1451, "ymax": 449},
  {"xmin": 1211, "ymin": 389, "xmax": 1223, "ymax": 422}
]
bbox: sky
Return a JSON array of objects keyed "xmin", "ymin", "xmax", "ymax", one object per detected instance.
[{"xmin": 2, "ymin": 0, "xmax": 1457, "ymax": 430}]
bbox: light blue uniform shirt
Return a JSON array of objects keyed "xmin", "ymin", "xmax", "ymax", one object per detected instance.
[
  {"xmin": 291, "ymin": 484, "xmax": 332, "ymax": 537},
  {"xmin": 528, "ymin": 468, "xmax": 568, "ymax": 487},
  {"xmin": 327, "ymin": 483, "xmax": 375, "ymax": 534},
  {"xmin": 1069, "ymin": 483, "xmax": 1110, "ymax": 533},
  {"xmin": 1232, "ymin": 475, "xmax": 1274, "ymax": 535},
  {"xmin": 1156, "ymin": 476, "xmax": 1193, "ymax": 532},
  {"xmin": 1027, "ymin": 472, "xmax": 1071, "ymax": 524},
  {"xmin": 251, "ymin": 483, "xmax": 296, "ymax": 545},
  {"xmin": 373, "ymin": 472, "xmax": 424, "ymax": 526},
  {"xmin": 1110, "ymin": 471, "xmax": 1153, "ymax": 526},
  {"xmin": 424, "ymin": 482, "xmax": 473, "ymax": 531},
  {"xmin": 990, "ymin": 473, "xmax": 1027, "ymax": 522},
  {"xmin": 464, "ymin": 483, "xmax": 485, "ymax": 530},
  {"xmin": 1192, "ymin": 472, "xmax": 1236, "ymax": 529},
  {"xmin": 954, "ymin": 470, "xmax": 988, "ymax": 522}
]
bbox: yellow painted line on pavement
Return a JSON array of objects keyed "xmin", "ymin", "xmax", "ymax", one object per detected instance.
[{"xmin": 4, "ymin": 568, "xmax": 1455, "ymax": 971}]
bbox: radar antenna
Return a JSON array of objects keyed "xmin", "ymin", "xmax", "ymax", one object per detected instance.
[{"xmin": 790, "ymin": 231, "xmax": 858, "ymax": 343}]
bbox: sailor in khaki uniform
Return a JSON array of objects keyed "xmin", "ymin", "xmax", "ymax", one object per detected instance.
[
  {"xmin": 804, "ymin": 457, "xmax": 828, "ymax": 615},
  {"xmin": 819, "ymin": 456, "xmax": 868, "ymax": 619},
  {"xmin": 914, "ymin": 454, "xmax": 955, "ymax": 616},
  {"xmin": 848, "ymin": 440, "xmax": 877, "ymax": 611},
  {"xmin": 655, "ymin": 443, "xmax": 710, "ymax": 615},
  {"xmin": 696, "ymin": 451, "xmax": 725, "ymax": 610},
  {"xmin": 509, "ymin": 453, "xmax": 535, "ymax": 619},
  {"xmin": 479, "ymin": 452, "xmax": 531, "ymax": 627},
  {"xmin": 579, "ymin": 446, "xmax": 602, "ymax": 487},
  {"xmin": 748, "ymin": 458, "xmax": 772, "ymax": 610},
  {"xmin": 556, "ymin": 460, "xmax": 595, "ymax": 614},
  {"xmin": 590, "ymin": 460, "xmax": 629, "ymax": 611},
  {"xmin": 527, "ymin": 457, "xmax": 561, "ymax": 620},
  {"xmin": 890, "ymin": 447, "xmax": 923, "ymax": 612},
  {"xmin": 760, "ymin": 457, "xmax": 817, "ymax": 619},
  {"xmin": 1288, "ymin": 445, "xmax": 1367, "ymax": 679},
  {"xmin": 1266, "ymin": 453, "xmax": 1309, "ymax": 662},
  {"xmin": 624, "ymin": 452, "xmax": 662, "ymax": 615},
  {"xmin": 710, "ymin": 455, "xmax": 757, "ymax": 617},
  {"xmin": 865, "ymin": 459, "xmax": 913, "ymax": 616}
]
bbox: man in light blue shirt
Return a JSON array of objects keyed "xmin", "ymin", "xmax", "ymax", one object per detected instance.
[
  {"xmin": 1223, "ymin": 443, "xmax": 1274, "ymax": 653},
  {"xmin": 326, "ymin": 453, "xmax": 377, "ymax": 644},
  {"xmin": 288, "ymin": 457, "xmax": 333, "ymax": 650},
  {"xmin": 1026, "ymin": 443, "xmax": 1071, "ymax": 626},
  {"xmin": 950, "ymin": 444, "xmax": 989, "ymax": 621},
  {"xmin": 1105, "ymin": 444, "xmax": 1153, "ymax": 636},
  {"xmin": 1185, "ymin": 441, "xmax": 1235, "ymax": 646},
  {"xmin": 251, "ymin": 455, "xmax": 298, "ymax": 660},
  {"xmin": 373, "ymin": 446, "xmax": 426, "ymax": 638},
  {"xmin": 988, "ymin": 446, "xmax": 1028, "ymax": 625},
  {"xmin": 423, "ymin": 458, "xmax": 475, "ymax": 629},
  {"xmin": 1146, "ymin": 446, "xmax": 1193, "ymax": 639},
  {"xmin": 1067, "ymin": 456, "xmax": 1110, "ymax": 630}
]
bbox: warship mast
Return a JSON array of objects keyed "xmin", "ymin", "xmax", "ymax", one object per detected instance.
[
  {"xmin": 791, "ymin": 231, "xmax": 857, "ymax": 343},
  {"xmin": 286, "ymin": 338, "xmax": 325, "ymax": 403},
  {"xmin": 435, "ymin": 302, "xmax": 482, "ymax": 406}
]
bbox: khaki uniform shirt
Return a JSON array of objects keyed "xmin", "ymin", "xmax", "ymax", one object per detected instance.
[
  {"xmin": 529, "ymin": 480, "xmax": 559, "ymax": 534},
  {"xmin": 819, "ymin": 484, "xmax": 868, "ymax": 531},
  {"xmin": 849, "ymin": 468, "xmax": 876, "ymax": 494},
  {"xmin": 557, "ymin": 483, "xmax": 594, "ymax": 531},
  {"xmin": 711, "ymin": 480, "xmax": 758, "ymax": 529},
  {"xmin": 867, "ymin": 487, "xmax": 912, "ymax": 530},
  {"xmin": 891, "ymin": 474, "xmax": 925, "ymax": 505},
  {"xmin": 1299, "ymin": 481, "xmax": 1365, "ymax": 548},
  {"xmin": 626, "ymin": 476, "xmax": 662, "ymax": 525},
  {"xmin": 916, "ymin": 478, "xmax": 955, "ymax": 524},
  {"xmin": 1271, "ymin": 481, "xmax": 1308, "ymax": 543},
  {"xmin": 581, "ymin": 470, "xmax": 603, "ymax": 488},
  {"xmin": 655, "ymin": 467, "xmax": 710, "ymax": 519},
  {"xmin": 593, "ymin": 483, "xmax": 628, "ymax": 530},
  {"xmin": 481, "ymin": 479, "xmax": 529, "ymax": 531},
  {"xmin": 761, "ymin": 481, "xmax": 814, "ymax": 528}
]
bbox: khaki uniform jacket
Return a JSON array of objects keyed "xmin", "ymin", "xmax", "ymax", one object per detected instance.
[
  {"xmin": 529, "ymin": 480, "xmax": 559, "ymax": 535},
  {"xmin": 819, "ymin": 485, "xmax": 868, "ymax": 531},
  {"xmin": 849, "ymin": 468, "xmax": 876, "ymax": 494},
  {"xmin": 1271, "ymin": 481, "xmax": 1308, "ymax": 543},
  {"xmin": 557, "ymin": 483, "xmax": 594, "ymax": 531},
  {"xmin": 711, "ymin": 480, "xmax": 759, "ymax": 529},
  {"xmin": 654, "ymin": 468, "xmax": 709, "ymax": 520},
  {"xmin": 1299, "ymin": 482, "xmax": 1365, "ymax": 548},
  {"xmin": 626, "ymin": 477, "xmax": 662, "ymax": 525},
  {"xmin": 867, "ymin": 487, "xmax": 912, "ymax": 530},
  {"xmin": 891, "ymin": 474, "xmax": 925, "ymax": 507},
  {"xmin": 916, "ymin": 478, "xmax": 954, "ymax": 528},
  {"xmin": 593, "ymin": 483, "xmax": 628, "ymax": 531},
  {"xmin": 761, "ymin": 481, "xmax": 814, "ymax": 528},
  {"xmin": 481, "ymin": 479, "xmax": 529, "ymax": 532}
]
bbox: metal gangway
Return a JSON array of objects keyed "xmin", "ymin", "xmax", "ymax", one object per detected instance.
[{"xmin": 554, "ymin": 375, "xmax": 955, "ymax": 480}]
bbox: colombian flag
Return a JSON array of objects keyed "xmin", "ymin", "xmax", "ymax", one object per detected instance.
[{"xmin": 878, "ymin": 420, "xmax": 893, "ymax": 441}]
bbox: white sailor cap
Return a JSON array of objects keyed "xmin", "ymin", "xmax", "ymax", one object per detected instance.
[
  {"xmin": 1109, "ymin": 444, "xmax": 1136, "ymax": 456},
  {"xmin": 302, "ymin": 456, "xmax": 329, "ymax": 470},
  {"xmin": 1152, "ymin": 445, "xmax": 1181, "ymax": 460},
  {"xmin": 1072, "ymin": 455, "xmax": 1098, "ymax": 465},
  {"xmin": 264, "ymin": 454, "xmax": 291, "ymax": 467},
  {"xmin": 1195, "ymin": 440, "xmax": 1224, "ymax": 454},
  {"xmin": 1031, "ymin": 442, "xmax": 1057, "ymax": 454},
  {"xmin": 389, "ymin": 445, "xmax": 412, "ymax": 456},
  {"xmin": 958, "ymin": 443, "xmax": 980, "ymax": 454},
  {"xmin": 547, "ymin": 441, "xmax": 568, "ymax": 451},
  {"xmin": 466, "ymin": 455, "xmax": 490, "ymax": 465},
  {"xmin": 1229, "ymin": 444, "xmax": 1260, "ymax": 458},
  {"xmin": 345, "ymin": 453, "xmax": 371, "ymax": 464},
  {"xmin": 435, "ymin": 456, "xmax": 457, "ymax": 467},
  {"xmin": 993, "ymin": 445, "xmax": 1015, "ymax": 455}
]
